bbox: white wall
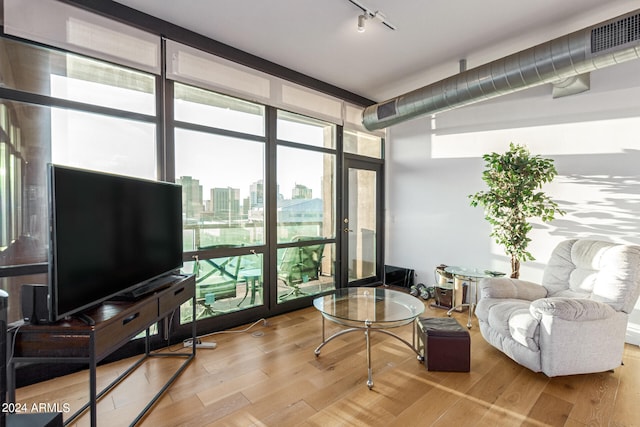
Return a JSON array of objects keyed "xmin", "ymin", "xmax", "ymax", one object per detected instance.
[{"xmin": 385, "ymin": 59, "xmax": 640, "ymax": 344}]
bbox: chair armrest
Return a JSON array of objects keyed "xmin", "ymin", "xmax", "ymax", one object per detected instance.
[
  {"xmin": 479, "ymin": 277, "xmax": 547, "ymax": 301},
  {"xmin": 530, "ymin": 297, "xmax": 616, "ymax": 322}
]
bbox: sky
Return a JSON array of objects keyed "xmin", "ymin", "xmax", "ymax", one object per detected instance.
[{"xmin": 50, "ymin": 75, "xmax": 330, "ymax": 202}]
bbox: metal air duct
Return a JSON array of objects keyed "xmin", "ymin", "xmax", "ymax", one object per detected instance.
[{"xmin": 362, "ymin": 10, "xmax": 640, "ymax": 131}]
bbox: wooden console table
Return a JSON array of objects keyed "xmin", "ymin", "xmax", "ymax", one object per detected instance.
[{"xmin": 7, "ymin": 274, "xmax": 197, "ymax": 427}]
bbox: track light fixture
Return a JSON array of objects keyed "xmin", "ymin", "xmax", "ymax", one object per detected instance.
[
  {"xmin": 347, "ymin": 0, "xmax": 396, "ymax": 31},
  {"xmin": 357, "ymin": 14, "xmax": 367, "ymax": 32}
]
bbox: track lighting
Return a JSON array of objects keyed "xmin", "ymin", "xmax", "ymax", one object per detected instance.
[
  {"xmin": 347, "ymin": 0, "xmax": 396, "ymax": 31},
  {"xmin": 357, "ymin": 14, "xmax": 367, "ymax": 32}
]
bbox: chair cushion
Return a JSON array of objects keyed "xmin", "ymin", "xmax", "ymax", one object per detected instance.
[
  {"xmin": 479, "ymin": 277, "xmax": 547, "ymax": 300},
  {"xmin": 568, "ymin": 240, "xmax": 615, "ymax": 293},
  {"xmin": 551, "ymin": 289, "xmax": 590, "ymax": 299},
  {"xmin": 508, "ymin": 309, "xmax": 540, "ymax": 350},
  {"xmin": 542, "ymin": 239, "xmax": 640, "ymax": 313},
  {"xmin": 530, "ymin": 297, "xmax": 616, "ymax": 321},
  {"xmin": 541, "ymin": 239, "xmax": 576, "ymax": 294},
  {"xmin": 477, "ymin": 298, "xmax": 540, "ymax": 351},
  {"xmin": 590, "ymin": 244, "xmax": 640, "ymax": 313}
]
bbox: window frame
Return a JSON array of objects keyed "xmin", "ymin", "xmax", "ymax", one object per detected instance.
[{"xmin": 0, "ymin": 23, "xmax": 384, "ymax": 351}]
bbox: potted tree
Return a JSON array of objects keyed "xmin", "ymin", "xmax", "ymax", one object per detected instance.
[{"xmin": 469, "ymin": 143, "xmax": 565, "ymax": 278}]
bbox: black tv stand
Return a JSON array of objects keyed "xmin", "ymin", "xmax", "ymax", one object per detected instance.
[{"xmin": 7, "ymin": 274, "xmax": 196, "ymax": 427}]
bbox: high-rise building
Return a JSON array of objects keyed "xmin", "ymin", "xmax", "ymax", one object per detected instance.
[
  {"xmin": 249, "ymin": 179, "xmax": 264, "ymax": 208},
  {"xmin": 242, "ymin": 197, "xmax": 250, "ymax": 218},
  {"xmin": 211, "ymin": 187, "xmax": 241, "ymax": 221},
  {"xmin": 176, "ymin": 176, "xmax": 203, "ymax": 221},
  {"xmin": 292, "ymin": 183, "xmax": 312, "ymax": 199}
]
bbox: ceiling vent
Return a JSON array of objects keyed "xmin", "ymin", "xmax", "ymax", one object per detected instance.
[
  {"xmin": 591, "ymin": 13, "xmax": 640, "ymax": 53},
  {"xmin": 362, "ymin": 10, "xmax": 640, "ymax": 131}
]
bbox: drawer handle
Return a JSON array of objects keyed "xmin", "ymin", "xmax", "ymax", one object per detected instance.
[
  {"xmin": 123, "ymin": 312, "xmax": 140, "ymax": 326},
  {"xmin": 174, "ymin": 287, "xmax": 185, "ymax": 296}
]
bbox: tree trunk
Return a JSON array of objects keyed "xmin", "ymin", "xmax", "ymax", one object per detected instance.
[{"xmin": 510, "ymin": 257, "xmax": 520, "ymax": 279}]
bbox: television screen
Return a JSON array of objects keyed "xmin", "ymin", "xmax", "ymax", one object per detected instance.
[{"xmin": 48, "ymin": 164, "xmax": 183, "ymax": 322}]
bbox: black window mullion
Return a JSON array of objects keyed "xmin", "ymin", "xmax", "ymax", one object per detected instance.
[
  {"xmin": 173, "ymin": 120, "xmax": 267, "ymax": 144},
  {"xmin": 275, "ymin": 138, "xmax": 336, "ymax": 156},
  {"xmin": 266, "ymin": 106, "xmax": 278, "ymax": 307},
  {"xmin": 335, "ymin": 125, "xmax": 344, "ymax": 289},
  {"xmin": 0, "ymin": 87, "xmax": 157, "ymax": 124},
  {"xmin": 157, "ymin": 38, "xmax": 169, "ymax": 182}
]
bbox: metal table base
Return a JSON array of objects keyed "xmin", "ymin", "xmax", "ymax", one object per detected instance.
[{"xmin": 314, "ymin": 315, "xmax": 423, "ymax": 389}]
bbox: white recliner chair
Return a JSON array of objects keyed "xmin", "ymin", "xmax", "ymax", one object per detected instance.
[{"xmin": 475, "ymin": 239, "xmax": 640, "ymax": 377}]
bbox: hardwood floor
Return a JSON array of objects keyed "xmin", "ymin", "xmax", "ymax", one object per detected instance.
[{"xmin": 14, "ymin": 301, "xmax": 640, "ymax": 426}]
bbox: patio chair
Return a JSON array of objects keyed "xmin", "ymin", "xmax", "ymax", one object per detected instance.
[
  {"xmin": 192, "ymin": 245, "xmax": 243, "ymax": 316},
  {"xmin": 278, "ymin": 236, "xmax": 325, "ymax": 300}
]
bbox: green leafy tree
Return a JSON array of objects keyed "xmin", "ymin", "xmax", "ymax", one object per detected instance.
[{"xmin": 469, "ymin": 143, "xmax": 565, "ymax": 278}]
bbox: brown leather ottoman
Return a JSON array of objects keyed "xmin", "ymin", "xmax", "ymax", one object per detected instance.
[{"xmin": 417, "ymin": 317, "xmax": 470, "ymax": 372}]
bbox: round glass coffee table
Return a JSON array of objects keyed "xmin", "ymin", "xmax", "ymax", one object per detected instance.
[{"xmin": 313, "ymin": 287, "xmax": 425, "ymax": 389}]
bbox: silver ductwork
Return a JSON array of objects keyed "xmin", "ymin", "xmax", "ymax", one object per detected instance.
[{"xmin": 362, "ymin": 10, "xmax": 640, "ymax": 131}]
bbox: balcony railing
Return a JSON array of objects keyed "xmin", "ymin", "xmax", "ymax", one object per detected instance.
[{"xmin": 182, "ymin": 220, "xmax": 327, "ymax": 250}]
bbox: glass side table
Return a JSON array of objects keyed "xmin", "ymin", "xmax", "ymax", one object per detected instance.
[{"xmin": 444, "ymin": 266, "xmax": 505, "ymax": 328}]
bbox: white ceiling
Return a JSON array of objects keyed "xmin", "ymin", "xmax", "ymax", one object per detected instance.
[{"xmin": 114, "ymin": 0, "xmax": 640, "ymax": 102}]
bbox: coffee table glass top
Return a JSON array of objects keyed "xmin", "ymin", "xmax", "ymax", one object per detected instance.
[
  {"xmin": 444, "ymin": 266, "xmax": 505, "ymax": 279},
  {"xmin": 313, "ymin": 287, "xmax": 424, "ymax": 329}
]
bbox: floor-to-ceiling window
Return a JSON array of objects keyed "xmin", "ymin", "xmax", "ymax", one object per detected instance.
[
  {"xmin": 172, "ymin": 83, "xmax": 267, "ymax": 322},
  {"xmin": 0, "ymin": 2, "xmax": 386, "ymax": 388},
  {"xmin": 0, "ymin": 36, "xmax": 158, "ymax": 324},
  {"xmin": 171, "ymin": 84, "xmax": 340, "ymax": 320},
  {"xmin": 275, "ymin": 111, "xmax": 336, "ymax": 303},
  {"xmin": 1, "ymin": 0, "xmax": 384, "ymax": 347}
]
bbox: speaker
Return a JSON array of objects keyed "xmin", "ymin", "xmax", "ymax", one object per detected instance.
[
  {"xmin": 20, "ymin": 285, "xmax": 49, "ymax": 325},
  {"xmin": 1, "ymin": 289, "xmax": 8, "ymax": 427}
]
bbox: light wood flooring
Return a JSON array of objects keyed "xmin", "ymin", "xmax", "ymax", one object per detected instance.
[{"xmin": 14, "ymin": 301, "xmax": 640, "ymax": 426}]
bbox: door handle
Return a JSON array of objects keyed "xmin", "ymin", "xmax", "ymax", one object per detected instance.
[{"xmin": 343, "ymin": 228, "xmax": 353, "ymax": 233}]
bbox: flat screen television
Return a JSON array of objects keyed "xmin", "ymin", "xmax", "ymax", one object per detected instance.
[{"xmin": 47, "ymin": 164, "xmax": 183, "ymax": 322}]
